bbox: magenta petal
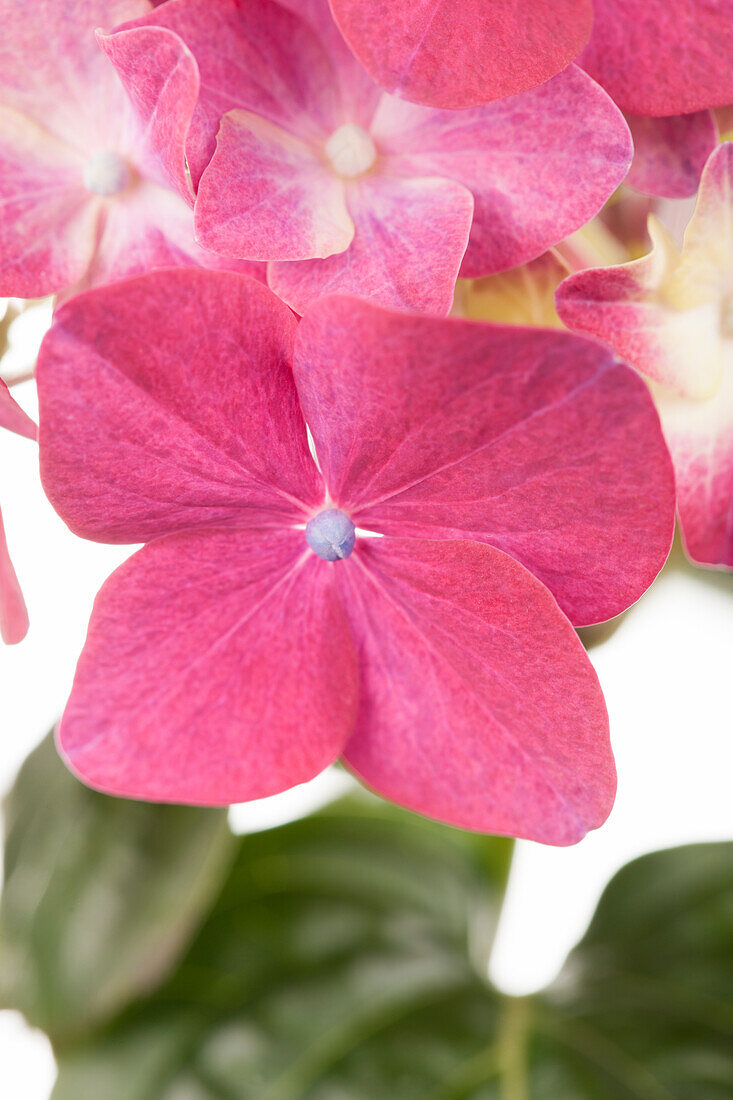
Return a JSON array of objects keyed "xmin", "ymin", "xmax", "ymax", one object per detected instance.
[
  {"xmin": 0, "ymin": 505, "xmax": 28, "ymax": 646},
  {"xmin": 58, "ymin": 528, "xmax": 358, "ymax": 803},
  {"xmin": 328, "ymin": 0, "xmax": 593, "ymax": 110},
  {"xmin": 195, "ymin": 111, "xmax": 354, "ymax": 260},
  {"xmin": 294, "ymin": 296, "xmax": 675, "ymax": 625},
  {"xmin": 115, "ymin": 0, "xmax": 345, "ymax": 190},
  {"xmin": 341, "ymin": 538, "xmax": 614, "ymax": 844},
  {"xmin": 37, "ymin": 269, "xmax": 324, "ymax": 544},
  {"xmin": 372, "ymin": 67, "xmax": 632, "ymax": 276},
  {"xmin": 626, "ymin": 111, "xmax": 718, "ymax": 199},
  {"xmin": 269, "ymin": 174, "xmax": 473, "ymax": 315},
  {"xmin": 581, "ymin": 0, "xmax": 733, "ymax": 116},
  {"xmin": 99, "ymin": 25, "xmax": 199, "ymax": 203},
  {"xmin": 0, "ymin": 381, "xmax": 36, "ymax": 441}
]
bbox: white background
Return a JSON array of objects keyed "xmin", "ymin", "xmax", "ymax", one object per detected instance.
[{"xmin": 1, "ymin": 310, "xmax": 731, "ymax": 1097}]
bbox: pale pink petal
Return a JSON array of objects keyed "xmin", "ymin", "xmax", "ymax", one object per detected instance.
[
  {"xmin": 294, "ymin": 296, "xmax": 675, "ymax": 625},
  {"xmin": 656, "ymin": 369, "xmax": 733, "ymax": 568},
  {"xmin": 0, "ymin": 0, "xmax": 148, "ymax": 151},
  {"xmin": 371, "ymin": 67, "xmax": 632, "ymax": 276},
  {"xmin": 0, "ymin": 380, "xmax": 37, "ymax": 441},
  {"xmin": 557, "ymin": 141, "xmax": 733, "ymax": 401},
  {"xmin": 73, "ymin": 177, "xmax": 265, "ymax": 293},
  {"xmin": 111, "ymin": 0, "xmax": 345, "ymax": 190},
  {"xmin": 269, "ymin": 174, "xmax": 473, "ymax": 315},
  {"xmin": 341, "ymin": 538, "xmax": 614, "ymax": 844},
  {"xmin": 556, "ymin": 218, "xmax": 725, "ymax": 401},
  {"xmin": 37, "ymin": 270, "xmax": 323, "ymax": 544},
  {"xmin": 58, "ymin": 528, "xmax": 358, "ymax": 803},
  {"xmin": 279, "ymin": 0, "xmax": 380, "ymax": 126},
  {"xmin": 98, "ymin": 25, "xmax": 199, "ymax": 203},
  {"xmin": 0, "ymin": 505, "xmax": 29, "ymax": 645},
  {"xmin": 581, "ymin": 0, "xmax": 733, "ymax": 117},
  {"xmin": 0, "ymin": 109, "xmax": 99, "ymax": 297},
  {"xmin": 195, "ymin": 111, "xmax": 353, "ymax": 260},
  {"xmin": 626, "ymin": 111, "xmax": 718, "ymax": 198},
  {"xmin": 328, "ymin": 0, "xmax": 593, "ymax": 110}
]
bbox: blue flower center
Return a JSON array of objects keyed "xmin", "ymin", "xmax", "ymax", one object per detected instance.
[{"xmin": 305, "ymin": 508, "xmax": 356, "ymax": 561}]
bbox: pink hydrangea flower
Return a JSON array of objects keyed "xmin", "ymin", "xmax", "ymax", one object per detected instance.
[
  {"xmin": 0, "ymin": 382, "xmax": 36, "ymax": 644},
  {"xmin": 0, "ymin": 0, "xmax": 261, "ymax": 299},
  {"xmin": 37, "ymin": 270, "xmax": 675, "ymax": 843},
  {"xmin": 101, "ymin": 0, "xmax": 632, "ymax": 315},
  {"xmin": 557, "ymin": 142, "xmax": 733, "ymax": 570}
]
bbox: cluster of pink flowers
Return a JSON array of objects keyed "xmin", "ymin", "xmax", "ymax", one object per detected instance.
[{"xmin": 1, "ymin": 0, "xmax": 731, "ymax": 844}]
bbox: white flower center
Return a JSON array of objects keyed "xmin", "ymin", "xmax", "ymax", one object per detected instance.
[
  {"xmin": 83, "ymin": 151, "xmax": 132, "ymax": 197},
  {"xmin": 325, "ymin": 124, "xmax": 377, "ymax": 179}
]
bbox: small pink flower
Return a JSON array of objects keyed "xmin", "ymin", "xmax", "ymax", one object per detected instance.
[
  {"xmin": 37, "ymin": 270, "xmax": 675, "ymax": 842},
  {"xmin": 102, "ymin": 0, "xmax": 632, "ymax": 315},
  {"xmin": 0, "ymin": 0, "xmax": 261, "ymax": 299},
  {"xmin": 557, "ymin": 142, "xmax": 733, "ymax": 570},
  {"xmin": 0, "ymin": 381, "xmax": 36, "ymax": 644}
]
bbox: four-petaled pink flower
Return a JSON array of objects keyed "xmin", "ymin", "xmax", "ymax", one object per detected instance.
[
  {"xmin": 37, "ymin": 270, "xmax": 675, "ymax": 844},
  {"xmin": 101, "ymin": 0, "xmax": 632, "ymax": 315},
  {"xmin": 557, "ymin": 142, "xmax": 733, "ymax": 570},
  {"xmin": 0, "ymin": 0, "xmax": 260, "ymax": 300},
  {"xmin": 0, "ymin": 381, "xmax": 36, "ymax": 644}
]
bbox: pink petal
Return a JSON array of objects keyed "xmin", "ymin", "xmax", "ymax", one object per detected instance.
[
  {"xmin": 294, "ymin": 296, "xmax": 675, "ymax": 625},
  {"xmin": 0, "ymin": 505, "xmax": 29, "ymax": 646},
  {"xmin": 110, "ymin": 0, "xmax": 346, "ymax": 191},
  {"xmin": 581, "ymin": 0, "xmax": 733, "ymax": 116},
  {"xmin": 371, "ymin": 67, "xmax": 632, "ymax": 276},
  {"xmin": 74, "ymin": 175, "xmax": 266, "ymax": 292},
  {"xmin": 556, "ymin": 221, "xmax": 722, "ymax": 401},
  {"xmin": 58, "ymin": 528, "xmax": 358, "ymax": 803},
  {"xmin": 195, "ymin": 111, "xmax": 354, "ymax": 260},
  {"xmin": 269, "ymin": 174, "xmax": 473, "ymax": 315},
  {"xmin": 0, "ymin": 0, "xmax": 149, "ymax": 151},
  {"xmin": 0, "ymin": 109, "xmax": 98, "ymax": 297},
  {"xmin": 279, "ymin": 0, "xmax": 381, "ymax": 126},
  {"xmin": 328, "ymin": 0, "xmax": 593, "ymax": 110},
  {"xmin": 37, "ymin": 269, "xmax": 323, "ymax": 544},
  {"xmin": 625, "ymin": 111, "xmax": 718, "ymax": 198},
  {"xmin": 98, "ymin": 25, "xmax": 199, "ymax": 203},
  {"xmin": 341, "ymin": 538, "xmax": 614, "ymax": 844},
  {"xmin": 658, "ymin": 380, "xmax": 733, "ymax": 568},
  {"xmin": 0, "ymin": 381, "xmax": 37, "ymax": 441}
]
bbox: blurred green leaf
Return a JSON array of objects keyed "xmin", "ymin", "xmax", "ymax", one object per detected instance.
[
  {"xmin": 3, "ymin": 736, "xmax": 732, "ymax": 1098},
  {"xmin": 0, "ymin": 733, "xmax": 235, "ymax": 1043},
  {"xmin": 51, "ymin": 810, "xmax": 732, "ymax": 1097}
]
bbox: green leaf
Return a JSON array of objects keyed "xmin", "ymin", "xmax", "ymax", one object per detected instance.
[
  {"xmin": 0, "ymin": 733, "xmax": 235, "ymax": 1044},
  {"xmin": 46, "ymin": 797, "xmax": 732, "ymax": 1097}
]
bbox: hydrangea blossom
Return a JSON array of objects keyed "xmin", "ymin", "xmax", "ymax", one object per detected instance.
[
  {"xmin": 0, "ymin": 0, "xmax": 260, "ymax": 300},
  {"xmin": 557, "ymin": 142, "xmax": 733, "ymax": 569},
  {"xmin": 37, "ymin": 270, "xmax": 675, "ymax": 842},
  {"xmin": 0, "ymin": 382, "xmax": 36, "ymax": 644},
  {"xmin": 101, "ymin": 0, "xmax": 632, "ymax": 315}
]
